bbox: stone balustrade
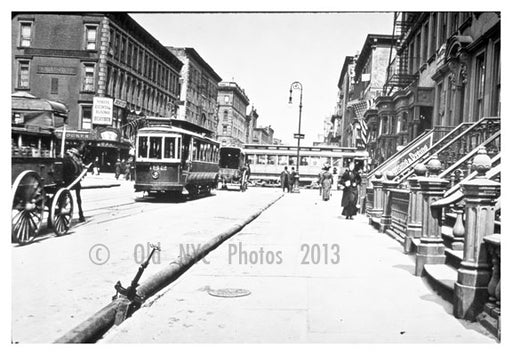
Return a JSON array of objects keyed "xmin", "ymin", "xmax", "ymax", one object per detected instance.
[{"xmin": 477, "ymin": 234, "xmax": 500, "ymax": 339}]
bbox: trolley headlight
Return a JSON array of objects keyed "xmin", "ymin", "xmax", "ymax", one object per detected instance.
[{"xmin": 151, "ymin": 171, "xmax": 160, "ymax": 180}]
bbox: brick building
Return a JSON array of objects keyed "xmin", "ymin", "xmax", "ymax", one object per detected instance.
[
  {"xmin": 216, "ymin": 81, "xmax": 250, "ymax": 147},
  {"xmin": 167, "ymin": 47, "xmax": 222, "ymax": 136},
  {"xmin": 252, "ymin": 126, "xmax": 274, "ymax": 145},
  {"xmin": 12, "ymin": 13, "xmax": 182, "ymax": 171}
]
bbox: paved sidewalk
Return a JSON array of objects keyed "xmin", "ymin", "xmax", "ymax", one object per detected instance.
[{"xmin": 102, "ymin": 189, "xmax": 495, "ymax": 343}]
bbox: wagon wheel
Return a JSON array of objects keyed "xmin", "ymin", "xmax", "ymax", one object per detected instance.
[
  {"xmin": 49, "ymin": 188, "xmax": 74, "ymax": 236},
  {"xmin": 11, "ymin": 171, "xmax": 46, "ymax": 244}
]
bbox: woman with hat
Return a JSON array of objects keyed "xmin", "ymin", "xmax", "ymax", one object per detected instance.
[
  {"xmin": 319, "ymin": 164, "xmax": 334, "ymax": 201},
  {"xmin": 340, "ymin": 161, "xmax": 362, "ymax": 219}
]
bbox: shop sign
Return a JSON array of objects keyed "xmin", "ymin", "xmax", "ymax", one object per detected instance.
[
  {"xmin": 114, "ymin": 99, "xmax": 127, "ymax": 108},
  {"xmin": 99, "ymin": 130, "xmax": 118, "ymax": 141},
  {"xmin": 92, "ymin": 97, "xmax": 113, "ymax": 125}
]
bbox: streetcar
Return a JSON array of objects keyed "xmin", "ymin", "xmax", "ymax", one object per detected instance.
[
  {"xmin": 243, "ymin": 143, "xmax": 368, "ymax": 186},
  {"xmin": 134, "ymin": 118, "xmax": 220, "ymax": 197},
  {"xmin": 11, "ymin": 92, "xmax": 86, "ymax": 244},
  {"xmin": 218, "ymin": 146, "xmax": 248, "ymax": 191}
]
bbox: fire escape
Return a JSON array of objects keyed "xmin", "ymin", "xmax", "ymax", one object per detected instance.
[{"xmin": 383, "ymin": 12, "xmax": 420, "ymax": 96}]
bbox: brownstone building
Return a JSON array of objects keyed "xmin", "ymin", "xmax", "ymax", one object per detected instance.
[
  {"xmin": 370, "ymin": 12, "xmax": 500, "ymax": 167},
  {"xmin": 167, "ymin": 47, "xmax": 222, "ymax": 137},
  {"xmin": 12, "ymin": 13, "xmax": 183, "ymax": 170}
]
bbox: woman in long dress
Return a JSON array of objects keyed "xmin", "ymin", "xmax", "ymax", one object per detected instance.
[
  {"xmin": 320, "ymin": 165, "xmax": 333, "ymax": 201},
  {"xmin": 340, "ymin": 162, "xmax": 361, "ymax": 219}
]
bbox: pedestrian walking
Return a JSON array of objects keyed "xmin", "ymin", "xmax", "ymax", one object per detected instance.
[
  {"xmin": 124, "ymin": 159, "xmax": 131, "ymax": 180},
  {"xmin": 290, "ymin": 167, "xmax": 298, "ymax": 192},
  {"xmin": 280, "ymin": 166, "xmax": 290, "ymax": 193},
  {"xmin": 319, "ymin": 164, "xmax": 334, "ymax": 201},
  {"xmin": 115, "ymin": 159, "xmax": 121, "ymax": 179},
  {"xmin": 63, "ymin": 147, "xmax": 86, "ymax": 222},
  {"xmin": 130, "ymin": 157, "xmax": 135, "ymax": 181},
  {"xmin": 340, "ymin": 161, "xmax": 362, "ymax": 219},
  {"xmin": 92, "ymin": 157, "xmax": 100, "ymax": 175}
]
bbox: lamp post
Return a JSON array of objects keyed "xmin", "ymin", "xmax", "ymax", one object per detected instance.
[{"xmin": 288, "ymin": 81, "xmax": 303, "ymax": 173}]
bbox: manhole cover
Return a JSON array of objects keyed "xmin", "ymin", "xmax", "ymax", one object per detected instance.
[{"xmin": 208, "ymin": 288, "xmax": 251, "ymax": 298}]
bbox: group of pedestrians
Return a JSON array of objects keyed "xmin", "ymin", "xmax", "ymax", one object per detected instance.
[
  {"xmin": 318, "ymin": 161, "xmax": 362, "ymax": 220},
  {"xmin": 115, "ymin": 158, "xmax": 134, "ymax": 180},
  {"xmin": 280, "ymin": 166, "xmax": 299, "ymax": 193}
]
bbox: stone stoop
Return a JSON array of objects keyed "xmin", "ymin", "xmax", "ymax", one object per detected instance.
[
  {"xmin": 423, "ymin": 263, "xmax": 457, "ymax": 302},
  {"xmin": 477, "ymin": 303, "xmax": 501, "ymax": 341}
]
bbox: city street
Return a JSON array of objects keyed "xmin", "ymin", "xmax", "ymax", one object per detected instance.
[
  {"xmin": 100, "ymin": 189, "xmax": 495, "ymax": 343},
  {"xmin": 11, "ymin": 183, "xmax": 282, "ymax": 343}
]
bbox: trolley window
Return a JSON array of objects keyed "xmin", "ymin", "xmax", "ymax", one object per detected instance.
[
  {"xmin": 278, "ymin": 155, "xmax": 288, "ymax": 165},
  {"xmin": 289, "ymin": 156, "xmax": 297, "ymax": 166},
  {"xmin": 164, "ymin": 137, "xmax": 177, "ymax": 159},
  {"xmin": 256, "ymin": 154, "xmax": 266, "ymax": 165},
  {"xmin": 267, "ymin": 155, "xmax": 276, "ymax": 165},
  {"xmin": 138, "ymin": 136, "xmax": 148, "ymax": 158},
  {"xmin": 149, "ymin": 137, "xmax": 162, "ymax": 159}
]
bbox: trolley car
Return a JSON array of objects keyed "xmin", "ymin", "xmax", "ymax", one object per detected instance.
[
  {"xmin": 243, "ymin": 143, "xmax": 368, "ymax": 186},
  {"xmin": 218, "ymin": 146, "xmax": 247, "ymax": 190},
  {"xmin": 11, "ymin": 92, "xmax": 81, "ymax": 244},
  {"xmin": 134, "ymin": 118, "xmax": 220, "ymax": 197}
]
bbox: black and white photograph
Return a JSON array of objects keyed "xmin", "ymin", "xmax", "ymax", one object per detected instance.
[{"xmin": 5, "ymin": 1, "xmax": 507, "ymax": 350}]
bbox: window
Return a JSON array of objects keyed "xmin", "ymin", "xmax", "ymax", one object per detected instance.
[
  {"xmin": 300, "ymin": 156, "xmax": 309, "ymax": 166},
  {"xmin": 127, "ymin": 42, "xmax": 132, "ymax": 67},
  {"xmin": 278, "ymin": 155, "xmax": 288, "ymax": 165},
  {"xmin": 19, "ymin": 22, "xmax": 32, "ymax": 47},
  {"xmin": 451, "ymin": 13, "xmax": 459, "ymax": 35},
  {"xmin": 120, "ymin": 37, "xmax": 126, "ymax": 63},
  {"xmin": 17, "ymin": 61, "xmax": 30, "ymax": 88},
  {"xmin": 82, "ymin": 64, "xmax": 95, "ymax": 92},
  {"xmin": 149, "ymin": 137, "xmax": 162, "ymax": 159},
  {"xmin": 492, "ymin": 42, "xmax": 500, "ymax": 116},
  {"xmin": 224, "ymin": 95, "xmax": 230, "ymax": 104},
  {"xmin": 267, "ymin": 155, "xmax": 276, "ymax": 165},
  {"xmin": 440, "ymin": 12, "xmax": 448, "ymax": 44},
  {"xmin": 222, "ymin": 125, "xmax": 228, "ymax": 135},
  {"xmin": 114, "ymin": 33, "xmax": 120, "ymax": 60},
  {"xmin": 51, "ymin": 78, "xmax": 58, "ymax": 94},
  {"xmin": 164, "ymin": 137, "xmax": 177, "ymax": 159},
  {"xmin": 414, "ymin": 33, "xmax": 421, "ymax": 71},
  {"xmin": 85, "ymin": 25, "xmax": 97, "ymax": 50},
  {"xmin": 138, "ymin": 136, "xmax": 148, "ymax": 158},
  {"xmin": 422, "ymin": 22, "xmax": 429, "ymax": 63},
  {"xmin": 257, "ymin": 154, "xmax": 266, "ymax": 165},
  {"xmin": 81, "ymin": 105, "xmax": 92, "ymax": 130},
  {"xmin": 430, "ymin": 14, "xmax": 437, "ymax": 56},
  {"xmin": 474, "ymin": 52, "xmax": 486, "ymax": 120}
]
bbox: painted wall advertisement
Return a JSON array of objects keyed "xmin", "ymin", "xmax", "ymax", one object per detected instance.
[
  {"xmin": 92, "ymin": 97, "xmax": 113, "ymax": 125},
  {"xmin": 371, "ymin": 132, "xmax": 434, "ymax": 178}
]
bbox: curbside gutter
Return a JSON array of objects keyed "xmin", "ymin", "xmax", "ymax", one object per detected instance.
[{"xmin": 54, "ymin": 193, "xmax": 284, "ymax": 343}]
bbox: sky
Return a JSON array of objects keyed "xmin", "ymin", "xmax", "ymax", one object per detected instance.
[{"xmin": 130, "ymin": 12, "xmax": 394, "ymax": 145}]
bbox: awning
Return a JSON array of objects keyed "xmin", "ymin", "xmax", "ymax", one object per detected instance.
[{"xmin": 12, "ymin": 92, "xmax": 68, "ymax": 116}]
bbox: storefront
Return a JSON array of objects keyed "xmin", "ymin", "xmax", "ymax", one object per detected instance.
[{"xmin": 55, "ymin": 126, "xmax": 132, "ymax": 172}]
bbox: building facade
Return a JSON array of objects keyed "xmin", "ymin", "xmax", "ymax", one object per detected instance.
[
  {"xmin": 12, "ymin": 13, "xmax": 183, "ymax": 170},
  {"xmin": 167, "ymin": 47, "xmax": 222, "ymax": 136},
  {"xmin": 370, "ymin": 12, "xmax": 500, "ymax": 167},
  {"xmin": 252, "ymin": 126, "xmax": 274, "ymax": 145},
  {"xmin": 334, "ymin": 35, "xmax": 395, "ymax": 152},
  {"xmin": 216, "ymin": 81, "xmax": 250, "ymax": 147},
  {"xmin": 332, "ymin": 56, "xmax": 356, "ymax": 147}
]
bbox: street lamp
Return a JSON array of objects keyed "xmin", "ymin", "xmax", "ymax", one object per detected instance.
[{"xmin": 288, "ymin": 81, "xmax": 303, "ymax": 174}]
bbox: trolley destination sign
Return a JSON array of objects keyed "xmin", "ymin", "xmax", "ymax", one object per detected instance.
[{"xmin": 293, "ymin": 133, "xmax": 305, "ymax": 139}]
